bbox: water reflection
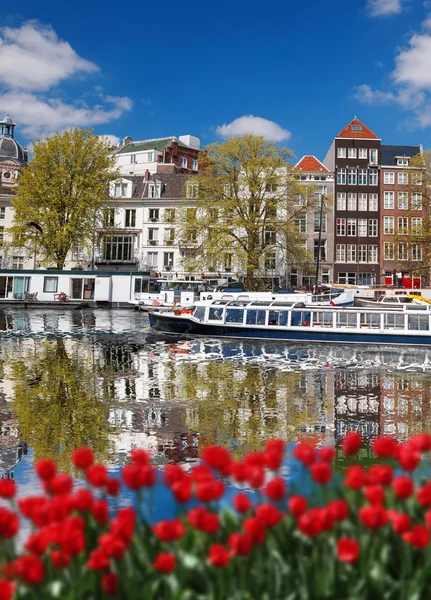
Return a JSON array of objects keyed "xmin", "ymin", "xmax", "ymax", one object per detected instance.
[{"xmin": 0, "ymin": 309, "xmax": 430, "ymax": 478}]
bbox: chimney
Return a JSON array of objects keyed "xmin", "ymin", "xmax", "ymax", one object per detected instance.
[
  {"xmin": 157, "ymin": 164, "xmax": 177, "ymax": 174},
  {"xmin": 144, "ymin": 170, "xmax": 151, "ymax": 181},
  {"xmin": 123, "ymin": 136, "xmax": 133, "ymax": 146}
]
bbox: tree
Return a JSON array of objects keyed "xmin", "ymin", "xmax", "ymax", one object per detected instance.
[
  {"xmin": 177, "ymin": 135, "xmax": 317, "ymax": 289},
  {"xmin": 10, "ymin": 129, "xmax": 118, "ymax": 269}
]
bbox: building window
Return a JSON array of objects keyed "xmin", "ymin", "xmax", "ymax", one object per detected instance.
[
  {"xmin": 368, "ymin": 219, "xmax": 378, "ymax": 237},
  {"xmin": 398, "ymin": 243, "xmax": 408, "ymax": 261},
  {"xmin": 384, "ymin": 242, "xmax": 394, "ymax": 260},
  {"xmin": 103, "ymin": 208, "xmax": 115, "ymax": 227},
  {"xmin": 347, "ymin": 193, "xmax": 357, "ymax": 211},
  {"xmin": 192, "ymin": 159, "xmax": 198, "ymax": 171},
  {"xmin": 347, "ymin": 244, "xmax": 356, "ymax": 263},
  {"xmin": 12, "ymin": 256, "xmax": 24, "ymax": 270},
  {"xmin": 130, "ymin": 155, "xmax": 137, "ymax": 164},
  {"xmin": 412, "ymin": 217, "xmax": 422, "ymax": 234},
  {"xmin": 125, "ymin": 209, "xmax": 136, "ymax": 228},
  {"xmin": 313, "ymin": 240, "xmax": 326, "ymax": 261},
  {"xmin": 369, "ymin": 194, "xmax": 378, "ymax": 211},
  {"xmin": 384, "ymin": 191, "xmax": 394, "ymax": 210},
  {"xmin": 43, "ymin": 276, "xmax": 58, "ymax": 293},
  {"xmin": 164, "ymin": 252, "xmax": 174, "ymax": 269},
  {"xmin": 336, "ymin": 244, "xmax": 346, "ymax": 262},
  {"xmin": 358, "ymin": 219, "xmax": 367, "ymax": 237},
  {"xmin": 412, "ymin": 193, "xmax": 422, "ymax": 210},
  {"xmin": 348, "ymin": 148, "xmax": 357, "ymax": 159},
  {"xmin": 0, "ymin": 226, "xmax": 4, "ymax": 245},
  {"xmin": 412, "ymin": 244, "xmax": 422, "ymax": 261},
  {"xmin": 348, "ymin": 168, "xmax": 357, "ymax": 185},
  {"xmin": 398, "ymin": 192, "xmax": 408, "ymax": 210},
  {"xmin": 336, "ymin": 218, "xmax": 346, "ymax": 236},
  {"xmin": 347, "ymin": 218, "xmax": 357, "ymax": 236},
  {"xmin": 147, "ymin": 252, "xmax": 158, "ymax": 268},
  {"xmin": 148, "ymin": 228, "xmax": 159, "ymax": 245},
  {"xmin": 186, "ymin": 183, "xmax": 199, "ymax": 198},
  {"xmin": 358, "ymin": 193, "xmax": 367, "ymax": 211},
  {"xmin": 294, "ymin": 213, "xmax": 307, "ymax": 233},
  {"xmin": 358, "ymin": 169, "xmax": 367, "ymax": 185},
  {"xmin": 265, "ymin": 252, "xmax": 277, "ymax": 270},
  {"xmin": 337, "ymin": 168, "xmax": 346, "ymax": 185},
  {"xmin": 0, "ymin": 207, "xmax": 5, "ymax": 219},
  {"xmin": 264, "ymin": 229, "xmax": 276, "ymax": 244},
  {"xmin": 358, "ymin": 245, "xmax": 367, "ymax": 263},
  {"xmin": 164, "ymin": 228, "xmax": 175, "ymax": 244},
  {"xmin": 398, "ymin": 217, "xmax": 408, "ymax": 235},
  {"xmin": 181, "ymin": 156, "xmax": 187, "ymax": 168},
  {"xmin": 224, "ymin": 254, "xmax": 233, "ymax": 272},
  {"xmin": 359, "ymin": 148, "xmax": 367, "ymax": 159},
  {"xmin": 337, "ymin": 148, "xmax": 346, "ymax": 158},
  {"xmin": 384, "ymin": 172, "xmax": 394, "ymax": 185},
  {"xmin": 337, "ymin": 193, "xmax": 346, "ymax": 210},
  {"xmin": 114, "ymin": 183, "xmax": 128, "ymax": 198},
  {"xmin": 411, "ymin": 173, "xmax": 422, "ymax": 185},
  {"xmin": 149, "ymin": 208, "xmax": 160, "ymax": 222},
  {"xmin": 314, "ymin": 212, "xmax": 327, "ymax": 233},
  {"xmin": 369, "ymin": 169, "xmax": 378, "ymax": 185},
  {"xmin": 397, "ymin": 157, "xmax": 409, "ymax": 166},
  {"xmin": 369, "ymin": 149, "xmax": 378, "ymax": 165},
  {"xmin": 368, "ymin": 245, "xmax": 378, "ymax": 263},
  {"xmin": 149, "ymin": 183, "xmax": 162, "ymax": 198},
  {"xmin": 165, "ymin": 208, "xmax": 175, "ymax": 222},
  {"xmin": 384, "ymin": 216, "xmax": 394, "ymax": 235},
  {"xmin": 398, "ymin": 172, "xmax": 408, "ymax": 185},
  {"xmin": 102, "ymin": 235, "xmax": 134, "ymax": 261}
]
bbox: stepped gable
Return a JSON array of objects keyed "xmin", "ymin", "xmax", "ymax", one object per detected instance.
[{"xmin": 336, "ymin": 118, "xmax": 379, "ymax": 140}]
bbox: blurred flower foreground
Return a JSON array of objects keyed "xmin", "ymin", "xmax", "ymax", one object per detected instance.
[{"xmin": 1, "ymin": 432, "xmax": 431, "ymax": 599}]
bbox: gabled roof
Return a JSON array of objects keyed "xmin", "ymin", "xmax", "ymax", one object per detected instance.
[
  {"xmin": 117, "ymin": 137, "xmax": 189, "ymax": 155},
  {"xmin": 294, "ymin": 155, "xmax": 329, "ymax": 173},
  {"xmin": 336, "ymin": 118, "xmax": 379, "ymax": 140},
  {"xmin": 380, "ymin": 145, "xmax": 421, "ymax": 166}
]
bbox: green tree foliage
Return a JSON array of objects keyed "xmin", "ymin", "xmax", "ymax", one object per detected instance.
[
  {"xmin": 177, "ymin": 135, "xmax": 319, "ymax": 288},
  {"xmin": 10, "ymin": 129, "xmax": 118, "ymax": 269},
  {"xmin": 9, "ymin": 339, "xmax": 115, "ymax": 472}
]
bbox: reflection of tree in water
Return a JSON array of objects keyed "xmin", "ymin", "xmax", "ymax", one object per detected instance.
[
  {"xmin": 9, "ymin": 339, "xmax": 115, "ymax": 472},
  {"xmin": 164, "ymin": 361, "xmax": 306, "ymax": 458}
]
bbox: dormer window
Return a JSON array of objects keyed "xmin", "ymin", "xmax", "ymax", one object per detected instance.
[
  {"xmin": 149, "ymin": 183, "xmax": 161, "ymax": 198},
  {"xmin": 351, "ymin": 125, "xmax": 363, "ymax": 132},
  {"xmin": 114, "ymin": 183, "xmax": 128, "ymax": 197},
  {"xmin": 186, "ymin": 182, "xmax": 199, "ymax": 198},
  {"xmin": 130, "ymin": 155, "xmax": 137, "ymax": 164},
  {"xmin": 397, "ymin": 157, "xmax": 409, "ymax": 166}
]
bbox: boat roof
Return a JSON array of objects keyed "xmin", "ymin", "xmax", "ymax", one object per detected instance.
[{"xmin": 194, "ymin": 299, "xmax": 431, "ymax": 312}]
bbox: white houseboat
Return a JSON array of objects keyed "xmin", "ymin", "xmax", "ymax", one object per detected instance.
[{"xmin": 148, "ymin": 298, "xmax": 431, "ymax": 346}]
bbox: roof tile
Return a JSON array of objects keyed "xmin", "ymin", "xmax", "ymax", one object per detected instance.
[
  {"xmin": 294, "ymin": 155, "xmax": 329, "ymax": 172},
  {"xmin": 337, "ymin": 118, "xmax": 379, "ymax": 140}
]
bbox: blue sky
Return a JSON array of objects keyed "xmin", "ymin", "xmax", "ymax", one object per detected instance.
[{"xmin": 1, "ymin": 0, "xmax": 431, "ymax": 161}]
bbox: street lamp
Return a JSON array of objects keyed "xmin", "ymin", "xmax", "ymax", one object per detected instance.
[{"xmin": 314, "ymin": 193, "xmax": 325, "ymax": 294}]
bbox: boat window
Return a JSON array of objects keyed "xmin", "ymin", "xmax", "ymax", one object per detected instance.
[
  {"xmin": 408, "ymin": 315, "xmax": 429, "ymax": 331},
  {"xmin": 384, "ymin": 313, "xmax": 405, "ymax": 329},
  {"xmin": 399, "ymin": 297, "xmax": 412, "ymax": 304},
  {"xmin": 193, "ymin": 306, "xmax": 206, "ymax": 321},
  {"xmin": 291, "ymin": 310, "xmax": 311, "ymax": 326},
  {"xmin": 313, "ymin": 312, "xmax": 333, "ymax": 327},
  {"xmin": 268, "ymin": 311, "xmax": 278, "ymax": 325},
  {"xmin": 337, "ymin": 313, "xmax": 357, "ymax": 328},
  {"xmin": 270, "ymin": 302, "xmax": 294, "ymax": 307},
  {"xmin": 228, "ymin": 300, "xmax": 250, "ymax": 307},
  {"xmin": 383, "ymin": 297, "xmax": 395, "ymax": 303},
  {"xmin": 225, "ymin": 308, "xmax": 244, "ymax": 324},
  {"xmin": 246, "ymin": 309, "xmax": 267, "ymax": 325},
  {"xmin": 208, "ymin": 307, "xmax": 224, "ymax": 321},
  {"xmin": 278, "ymin": 311, "xmax": 289, "ymax": 326},
  {"xmin": 360, "ymin": 313, "xmax": 381, "ymax": 328},
  {"xmin": 250, "ymin": 301, "xmax": 272, "ymax": 306}
]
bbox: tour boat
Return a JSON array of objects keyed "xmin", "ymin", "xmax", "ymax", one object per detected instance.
[
  {"xmin": 148, "ymin": 298, "xmax": 431, "ymax": 346},
  {"xmin": 355, "ymin": 294, "xmax": 430, "ymax": 308}
]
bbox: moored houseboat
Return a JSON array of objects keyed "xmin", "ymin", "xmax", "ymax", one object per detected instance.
[{"xmin": 148, "ymin": 298, "xmax": 431, "ymax": 346}]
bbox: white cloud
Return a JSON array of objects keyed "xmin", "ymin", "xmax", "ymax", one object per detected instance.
[
  {"xmin": 0, "ymin": 21, "xmax": 132, "ymax": 141},
  {"xmin": 0, "ymin": 22, "xmax": 98, "ymax": 91},
  {"xmin": 215, "ymin": 115, "xmax": 291, "ymax": 142},
  {"xmin": 353, "ymin": 84, "xmax": 395, "ymax": 104},
  {"xmin": 98, "ymin": 134, "xmax": 121, "ymax": 147},
  {"xmin": 0, "ymin": 92, "xmax": 132, "ymax": 139},
  {"xmin": 393, "ymin": 34, "xmax": 431, "ymax": 90},
  {"xmin": 367, "ymin": 0, "xmax": 405, "ymax": 16},
  {"xmin": 422, "ymin": 14, "xmax": 431, "ymax": 29}
]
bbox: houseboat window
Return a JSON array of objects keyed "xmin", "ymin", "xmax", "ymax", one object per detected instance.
[
  {"xmin": 43, "ymin": 277, "xmax": 58, "ymax": 293},
  {"xmin": 408, "ymin": 315, "xmax": 429, "ymax": 331},
  {"xmin": 134, "ymin": 278, "xmax": 149, "ymax": 293},
  {"xmin": 337, "ymin": 313, "xmax": 357, "ymax": 328},
  {"xmin": 314, "ymin": 312, "xmax": 333, "ymax": 327},
  {"xmin": 208, "ymin": 307, "xmax": 224, "ymax": 320},
  {"xmin": 359, "ymin": 313, "xmax": 381, "ymax": 328},
  {"xmin": 384, "ymin": 313, "xmax": 405, "ymax": 329},
  {"xmin": 193, "ymin": 306, "xmax": 206, "ymax": 321},
  {"xmin": 225, "ymin": 308, "xmax": 244, "ymax": 324},
  {"xmin": 246, "ymin": 310, "xmax": 267, "ymax": 325}
]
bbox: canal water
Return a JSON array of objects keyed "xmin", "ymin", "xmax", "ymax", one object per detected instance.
[{"xmin": 1, "ymin": 308, "xmax": 431, "ymax": 510}]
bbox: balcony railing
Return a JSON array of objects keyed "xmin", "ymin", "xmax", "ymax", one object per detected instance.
[
  {"xmin": 147, "ymin": 240, "xmax": 159, "ymax": 246},
  {"xmin": 95, "ymin": 257, "xmax": 138, "ymax": 264}
]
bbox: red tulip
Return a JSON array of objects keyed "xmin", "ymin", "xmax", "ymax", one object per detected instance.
[
  {"xmin": 310, "ymin": 462, "xmax": 332, "ymax": 485},
  {"xmin": 337, "ymin": 538, "xmax": 360, "ymax": 563},
  {"xmin": 342, "ymin": 432, "xmax": 362, "ymax": 456},
  {"xmin": 208, "ymin": 544, "xmax": 230, "ymax": 568}
]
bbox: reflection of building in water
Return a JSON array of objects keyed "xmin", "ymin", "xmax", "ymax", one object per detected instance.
[
  {"xmin": 334, "ymin": 371, "xmax": 381, "ymax": 444},
  {"xmin": 380, "ymin": 374, "xmax": 431, "ymax": 441},
  {"xmin": 0, "ymin": 414, "xmax": 27, "ymax": 478}
]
